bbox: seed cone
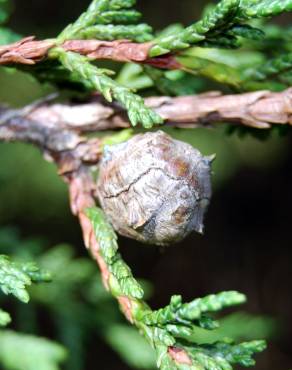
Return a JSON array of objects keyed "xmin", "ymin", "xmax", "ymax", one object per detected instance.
[{"xmin": 97, "ymin": 131, "xmax": 213, "ymax": 246}]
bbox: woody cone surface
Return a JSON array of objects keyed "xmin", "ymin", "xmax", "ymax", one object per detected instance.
[{"xmin": 97, "ymin": 131, "xmax": 213, "ymax": 246}]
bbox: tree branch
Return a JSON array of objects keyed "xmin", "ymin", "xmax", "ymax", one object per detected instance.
[
  {"xmin": 0, "ymin": 89, "xmax": 291, "ymax": 143},
  {"xmin": 0, "ymin": 102, "xmax": 195, "ymax": 367},
  {"xmin": 0, "ymin": 0, "xmax": 286, "ymax": 366},
  {"xmin": 0, "ymin": 37, "xmax": 179, "ymax": 68},
  {"xmin": 0, "ymin": 89, "xmax": 272, "ymax": 368}
]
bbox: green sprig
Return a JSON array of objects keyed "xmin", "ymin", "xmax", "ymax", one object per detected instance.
[
  {"xmin": 77, "ymin": 24, "xmax": 153, "ymax": 42},
  {"xmin": 95, "ymin": 10, "xmax": 141, "ymax": 25},
  {"xmin": 87, "ymin": 207, "xmax": 265, "ymax": 370},
  {"xmin": 0, "ymin": 255, "xmax": 51, "ymax": 303},
  {"xmin": 56, "ymin": 50, "xmax": 163, "ymax": 128},
  {"xmin": 86, "ymin": 207, "xmax": 144, "ymax": 299},
  {"xmin": 245, "ymin": 52, "xmax": 292, "ymax": 81},
  {"xmin": 183, "ymin": 340, "xmax": 267, "ymax": 369},
  {"xmin": 239, "ymin": 0, "xmax": 292, "ymax": 19},
  {"xmin": 150, "ymin": 0, "xmax": 240, "ymax": 56},
  {"xmin": 140, "ymin": 292, "xmax": 246, "ymax": 326},
  {"xmin": 59, "ymin": 0, "xmax": 144, "ymax": 41},
  {"xmin": 150, "ymin": 0, "xmax": 292, "ymax": 57}
]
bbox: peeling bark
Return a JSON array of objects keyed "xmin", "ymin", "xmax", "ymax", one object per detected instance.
[{"xmin": 0, "ymin": 37, "xmax": 178, "ymax": 66}]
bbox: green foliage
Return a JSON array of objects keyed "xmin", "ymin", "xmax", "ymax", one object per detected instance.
[
  {"xmin": 151, "ymin": 0, "xmax": 292, "ymax": 56},
  {"xmin": 1, "ymin": 0, "xmax": 292, "ymax": 369},
  {"xmin": 92, "ymin": 1, "xmax": 288, "ymax": 95},
  {"xmin": 0, "ymin": 232, "xmax": 68, "ymax": 370},
  {"xmin": 0, "ymin": 0, "xmax": 19, "ymax": 45},
  {"xmin": 140, "ymin": 294, "xmax": 266, "ymax": 370},
  {"xmin": 190, "ymin": 312, "xmax": 276, "ymax": 344},
  {"xmin": 0, "ymin": 255, "xmax": 51, "ymax": 303},
  {"xmin": 143, "ymin": 67, "xmax": 206, "ymax": 96},
  {"xmin": 51, "ymin": 0, "xmax": 163, "ymax": 127},
  {"xmin": 5, "ymin": 0, "xmax": 292, "ymax": 124},
  {"xmin": 117, "ymin": 63, "xmax": 154, "ymax": 91},
  {"xmin": 0, "ymin": 330, "xmax": 67, "ymax": 370},
  {"xmin": 0, "ymin": 27, "xmax": 20, "ymax": 45},
  {"xmin": 140, "ymin": 292, "xmax": 246, "ymax": 327},
  {"xmin": 139, "ymin": 0, "xmax": 292, "ymax": 92},
  {"xmin": 87, "ymin": 207, "xmax": 144, "ymax": 299},
  {"xmin": 59, "ymin": 0, "xmax": 146, "ymax": 41},
  {"xmin": 245, "ymin": 53, "xmax": 292, "ymax": 82},
  {"xmin": 53, "ymin": 49, "xmax": 162, "ymax": 128},
  {"xmin": 77, "ymin": 24, "xmax": 153, "ymax": 42},
  {"xmin": 2, "ymin": 0, "xmax": 292, "ymax": 119},
  {"xmin": 100, "ymin": 128, "xmax": 134, "ymax": 148},
  {"xmin": 0, "ymin": 228, "xmax": 156, "ymax": 370},
  {"xmin": 0, "ymin": 226, "xmax": 276, "ymax": 370},
  {"xmin": 0, "ymin": 0, "xmax": 11, "ymax": 25},
  {"xmin": 0, "ymin": 309, "xmax": 11, "ymax": 327},
  {"xmin": 87, "ymin": 208, "xmax": 266, "ymax": 370},
  {"xmin": 150, "ymin": 0, "xmax": 239, "ymax": 56},
  {"xmin": 105, "ymin": 324, "xmax": 156, "ymax": 369},
  {"xmin": 181, "ymin": 340, "xmax": 267, "ymax": 369},
  {"xmin": 239, "ymin": 0, "xmax": 292, "ymax": 18}
]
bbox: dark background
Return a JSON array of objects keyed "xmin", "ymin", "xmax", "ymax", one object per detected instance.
[{"xmin": 0, "ymin": 1, "xmax": 291, "ymax": 369}]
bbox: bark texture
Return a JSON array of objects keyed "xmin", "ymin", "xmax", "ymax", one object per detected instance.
[
  {"xmin": 16, "ymin": 88, "xmax": 292, "ymax": 132},
  {"xmin": 0, "ymin": 37, "xmax": 179, "ymax": 67}
]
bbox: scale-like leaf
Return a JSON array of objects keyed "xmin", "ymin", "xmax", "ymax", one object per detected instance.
[{"xmin": 0, "ymin": 255, "xmax": 51, "ymax": 303}]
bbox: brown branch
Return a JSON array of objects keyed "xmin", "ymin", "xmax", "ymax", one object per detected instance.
[
  {"xmin": 5, "ymin": 88, "xmax": 290, "ymax": 134},
  {"xmin": 0, "ymin": 37, "xmax": 55, "ymax": 65},
  {"xmin": 0, "ymin": 37, "xmax": 180, "ymax": 67},
  {"xmin": 67, "ymin": 170, "xmax": 112, "ymax": 289},
  {"xmin": 0, "ymin": 94, "xmax": 117, "ymax": 312},
  {"xmin": 0, "ymin": 88, "xmax": 291, "ymax": 172},
  {"xmin": 0, "ymin": 97, "xmax": 167, "ymax": 361},
  {"xmin": 63, "ymin": 39, "xmax": 150, "ymax": 63},
  {"xmin": 146, "ymin": 89, "xmax": 292, "ymax": 129},
  {"xmin": 0, "ymin": 89, "xmax": 279, "ymax": 368},
  {"xmin": 67, "ymin": 163, "xmax": 193, "ymax": 366}
]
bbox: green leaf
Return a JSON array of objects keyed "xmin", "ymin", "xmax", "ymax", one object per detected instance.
[
  {"xmin": 77, "ymin": 24, "xmax": 153, "ymax": 42},
  {"xmin": 101, "ymin": 129, "xmax": 134, "ymax": 149},
  {"xmin": 0, "ymin": 309, "xmax": 11, "ymax": 327},
  {"xmin": 0, "ymin": 27, "xmax": 20, "ymax": 45},
  {"xmin": 86, "ymin": 207, "xmax": 119, "ymax": 264},
  {"xmin": 29, "ymin": 244, "xmax": 97, "ymax": 305},
  {"xmin": 141, "ymin": 291, "xmax": 246, "ymax": 326},
  {"xmin": 151, "ymin": 0, "xmax": 292, "ymax": 56},
  {"xmin": 150, "ymin": 0, "xmax": 240, "ymax": 56},
  {"xmin": 0, "ymin": 330, "xmax": 67, "ymax": 370},
  {"xmin": 0, "ymin": 0, "xmax": 12, "ymax": 25},
  {"xmin": 0, "ymin": 255, "xmax": 51, "ymax": 303},
  {"xmin": 86, "ymin": 207, "xmax": 144, "ymax": 299},
  {"xmin": 240, "ymin": 0, "xmax": 292, "ymax": 18},
  {"xmin": 156, "ymin": 345, "xmax": 177, "ymax": 370},
  {"xmin": 244, "ymin": 52, "xmax": 292, "ymax": 82},
  {"xmin": 104, "ymin": 324, "xmax": 156, "ymax": 369},
  {"xmin": 190, "ymin": 312, "xmax": 275, "ymax": 344},
  {"xmin": 110, "ymin": 257, "xmax": 145, "ymax": 299},
  {"xmin": 56, "ymin": 50, "xmax": 163, "ymax": 128},
  {"xmin": 58, "ymin": 0, "xmax": 144, "ymax": 40},
  {"xmin": 187, "ymin": 340, "xmax": 267, "ymax": 368},
  {"xmin": 96, "ymin": 10, "xmax": 141, "ymax": 25},
  {"xmin": 144, "ymin": 66, "xmax": 205, "ymax": 96}
]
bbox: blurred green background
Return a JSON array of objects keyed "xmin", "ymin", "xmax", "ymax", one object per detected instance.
[{"xmin": 0, "ymin": 1, "xmax": 292, "ymax": 369}]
